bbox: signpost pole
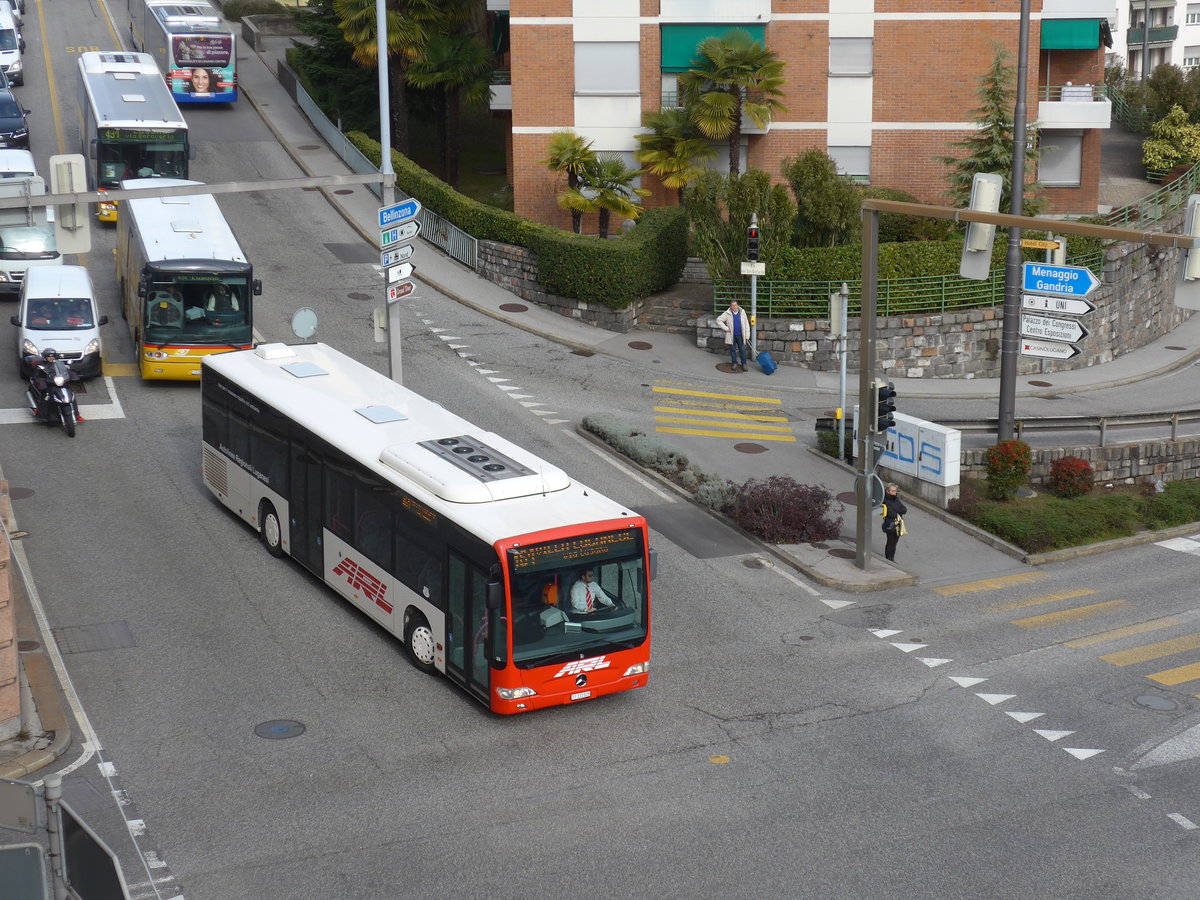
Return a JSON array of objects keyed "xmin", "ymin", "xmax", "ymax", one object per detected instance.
[
  {"xmin": 837, "ymin": 282, "xmax": 849, "ymax": 463},
  {"xmin": 855, "ymin": 209, "xmax": 879, "ymax": 571}
]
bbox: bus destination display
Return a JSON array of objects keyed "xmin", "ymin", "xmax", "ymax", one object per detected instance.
[{"xmin": 509, "ymin": 530, "xmax": 641, "ymax": 574}]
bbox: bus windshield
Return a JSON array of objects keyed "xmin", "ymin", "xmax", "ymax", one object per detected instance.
[
  {"xmin": 507, "ymin": 531, "xmax": 649, "ymax": 669},
  {"xmin": 98, "ymin": 133, "xmax": 187, "ymax": 188},
  {"xmin": 142, "ymin": 274, "xmax": 252, "ymax": 347}
]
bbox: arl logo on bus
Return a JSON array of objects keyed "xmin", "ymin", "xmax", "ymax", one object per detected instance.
[
  {"xmin": 331, "ymin": 557, "xmax": 392, "ymax": 614},
  {"xmin": 554, "ymin": 656, "xmax": 611, "ymax": 679}
]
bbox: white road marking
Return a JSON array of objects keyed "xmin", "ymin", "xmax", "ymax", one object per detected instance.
[
  {"xmin": 1006, "ymin": 711, "xmax": 1045, "ymax": 723},
  {"xmin": 756, "ymin": 556, "xmax": 822, "ymax": 598},
  {"xmin": 1034, "ymin": 729, "xmax": 1074, "ymax": 742},
  {"xmin": 1168, "ymin": 813, "xmax": 1198, "ymax": 830},
  {"xmin": 1124, "ymin": 785, "xmax": 1151, "ymax": 800},
  {"xmin": 1154, "ymin": 537, "xmax": 1200, "ymax": 555},
  {"xmin": 976, "ymin": 692, "xmax": 1016, "ymax": 705},
  {"xmin": 567, "ymin": 430, "xmax": 674, "ymax": 502},
  {"xmin": 1063, "ymin": 747, "xmax": 1105, "ymax": 760},
  {"xmin": 872, "ymin": 629, "xmax": 902, "ymax": 638},
  {"xmin": 891, "ymin": 641, "xmax": 927, "ymax": 653},
  {"xmin": 917, "ymin": 657, "xmax": 951, "ymax": 667},
  {"xmin": 949, "ymin": 676, "xmax": 987, "ymax": 688}
]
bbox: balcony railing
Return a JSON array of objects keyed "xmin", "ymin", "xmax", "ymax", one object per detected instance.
[
  {"xmin": 1039, "ymin": 83, "xmax": 1107, "ymax": 102},
  {"xmin": 1127, "ymin": 25, "xmax": 1180, "ymax": 43}
]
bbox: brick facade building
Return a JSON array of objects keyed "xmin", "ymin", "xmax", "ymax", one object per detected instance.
[{"xmin": 486, "ymin": 1, "xmax": 1113, "ymax": 231}]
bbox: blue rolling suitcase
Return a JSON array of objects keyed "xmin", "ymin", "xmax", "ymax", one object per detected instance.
[{"xmin": 756, "ymin": 350, "xmax": 777, "ymax": 375}]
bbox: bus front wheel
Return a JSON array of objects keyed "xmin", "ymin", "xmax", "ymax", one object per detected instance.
[
  {"xmin": 259, "ymin": 501, "xmax": 284, "ymax": 558},
  {"xmin": 404, "ymin": 612, "xmax": 436, "ymax": 674}
]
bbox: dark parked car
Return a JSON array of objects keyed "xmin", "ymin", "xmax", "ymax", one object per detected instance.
[{"xmin": 0, "ymin": 89, "xmax": 28, "ymax": 148}]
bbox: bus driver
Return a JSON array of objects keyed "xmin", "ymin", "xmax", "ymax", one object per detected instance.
[{"xmin": 569, "ymin": 569, "xmax": 616, "ymax": 616}]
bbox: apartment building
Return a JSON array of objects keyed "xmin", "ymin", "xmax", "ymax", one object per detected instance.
[
  {"xmin": 486, "ymin": 1, "xmax": 1113, "ymax": 230},
  {"xmin": 1108, "ymin": 0, "xmax": 1200, "ymax": 75}
]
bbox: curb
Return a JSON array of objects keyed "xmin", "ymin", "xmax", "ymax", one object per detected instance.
[{"xmin": 575, "ymin": 426, "xmax": 916, "ymax": 592}]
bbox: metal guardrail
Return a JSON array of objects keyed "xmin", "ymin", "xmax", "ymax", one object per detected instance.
[
  {"xmin": 1104, "ymin": 161, "xmax": 1200, "ymax": 229},
  {"xmin": 945, "ymin": 410, "xmax": 1200, "ymax": 447}
]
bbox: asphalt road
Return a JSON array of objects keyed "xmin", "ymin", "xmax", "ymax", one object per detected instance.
[{"xmin": 2, "ymin": 4, "xmax": 1200, "ymax": 899}]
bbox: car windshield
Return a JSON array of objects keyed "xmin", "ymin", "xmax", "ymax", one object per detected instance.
[
  {"xmin": 507, "ymin": 532, "xmax": 648, "ymax": 669},
  {"xmin": 0, "ymin": 99, "xmax": 22, "ymax": 119},
  {"xmin": 25, "ymin": 298, "xmax": 93, "ymax": 330},
  {"xmin": 0, "ymin": 30, "xmax": 16, "ymax": 52},
  {"xmin": 0, "ymin": 225, "xmax": 58, "ymax": 260}
]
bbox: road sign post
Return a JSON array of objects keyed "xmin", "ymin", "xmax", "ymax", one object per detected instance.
[
  {"xmin": 1020, "ymin": 294, "xmax": 1096, "ymax": 316},
  {"xmin": 1019, "ymin": 313, "xmax": 1089, "ymax": 343},
  {"xmin": 378, "ymin": 200, "xmax": 422, "ymax": 385},
  {"xmin": 1020, "ymin": 339, "xmax": 1081, "ymax": 361},
  {"xmin": 1021, "ymin": 262, "xmax": 1100, "ymax": 297}
]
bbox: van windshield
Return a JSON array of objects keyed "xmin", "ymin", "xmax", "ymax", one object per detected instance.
[
  {"xmin": 0, "ymin": 226, "xmax": 58, "ymax": 260},
  {"xmin": 25, "ymin": 298, "xmax": 94, "ymax": 330},
  {"xmin": 0, "ymin": 30, "xmax": 17, "ymax": 52}
]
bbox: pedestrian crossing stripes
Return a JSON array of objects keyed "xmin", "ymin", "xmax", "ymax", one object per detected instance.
[{"xmin": 651, "ymin": 385, "xmax": 796, "ymax": 443}]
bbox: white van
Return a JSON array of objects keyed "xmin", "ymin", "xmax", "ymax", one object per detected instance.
[
  {"xmin": 0, "ymin": 148, "xmax": 34, "ymax": 179},
  {"xmin": 0, "ymin": 6, "xmax": 22, "ymax": 86},
  {"xmin": 11, "ymin": 266, "xmax": 107, "ymax": 377}
]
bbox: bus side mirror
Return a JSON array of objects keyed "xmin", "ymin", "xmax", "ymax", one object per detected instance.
[
  {"xmin": 252, "ymin": 279, "xmax": 262, "ymax": 296},
  {"xmin": 18, "ymin": 35, "xmax": 24, "ymax": 53},
  {"xmin": 137, "ymin": 281, "xmax": 147, "ymax": 298},
  {"xmin": 648, "ymin": 548, "xmax": 657, "ymax": 582},
  {"xmin": 485, "ymin": 579, "xmax": 503, "ymax": 609},
  {"xmin": 87, "ymin": 139, "xmax": 97, "ymax": 160}
]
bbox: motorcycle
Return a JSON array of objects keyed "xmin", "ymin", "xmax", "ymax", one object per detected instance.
[{"xmin": 25, "ymin": 354, "xmax": 80, "ymax": 437}]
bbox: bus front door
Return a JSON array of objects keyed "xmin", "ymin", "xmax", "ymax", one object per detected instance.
[{"xmin": 446, "ymin": 554, "xmax": 489, "ymax": 701}]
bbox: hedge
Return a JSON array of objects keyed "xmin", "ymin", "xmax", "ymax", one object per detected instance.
[{"xmin": 347, "ymin": 132, "xmax": 688, "ymax": 308}]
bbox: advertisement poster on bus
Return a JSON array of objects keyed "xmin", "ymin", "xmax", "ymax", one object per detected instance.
[{"xmin": 169, "ymin": 34, "xmax": 236, "ymax": 102}]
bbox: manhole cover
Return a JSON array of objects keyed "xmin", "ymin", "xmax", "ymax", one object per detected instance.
[
  {"xmin": 334, "ymin": 189, "xmax": 354, "ymax": 195},
  {"xmin": 716, "ymin": 363, "xmax": 738, "ymax": 374},
  {"xmin": 628, "ymin": 341, "xmax": 653, "ymax": 350},
  {"xmin": 571, "ymin": 349, "xmax": 595, "ymax": 357},
  {"xmin": 734, "ymin": 443, "xmax": 767, "ymax": 454},
  {"xmin": 1166, "ymin": 346, "xmax": 1187, "ymax": 351},
  {"xmin": 1027, "ymin": 380, "xmax": 1053, "ymax": 387},
  {"xmin": 1134, "ymin": 694, "xmax": 1178, "ymax": 711},
  {"xmin": 255, "ymin": 720, "xmax": 306, "ymax": 740},
  {"xmin": 17, "ymin": 640, "xmax": 38, "ymax": 652},
  {"xmin": 8, "ymin": 487, "xmax": 33, "ymax": 500},
  {"xmin": 347, "ymin": 292, "xmax": 373, "ymax": 301},
  {"xmin": 742, "ymin": 558, "xmax": 767, "ymax": 568},
  {"xmin": 836, "ymin": 491, "xmax": 857, "ymax": 505},
  {"xmin": 828, "ymin": 549, "xmax": 856, "ymax": 559},
  {"xmin": 499, "ymin": 303, "xmax": 528, "ymax": 313}
]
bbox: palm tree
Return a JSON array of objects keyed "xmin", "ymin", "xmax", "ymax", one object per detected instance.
[
  {"xmin": 633, "ymin": 107, "xmax": 718, "ymax": 205},
  {"xmin": 332, "ymin": 0, "xmax": 473, "ymax": 156},
  {"xmin": 677, "ymin": 28, "xmax": 787, "ymax": 175},
  {"xmin": 406, "ymin": 31, "xmax": 494, "ymax": 188},
  {"xmin": 542, "ymin": 131, "xmax": 596, "ymax": 233},
  {"xmin": 573, "ymin": 154, "xmax": 651, "ymax": 239}
]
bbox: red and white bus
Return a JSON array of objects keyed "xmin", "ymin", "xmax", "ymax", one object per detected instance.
[{"xmin": 200, "ymin": 342, "xmax": 653, "ymax": 713}]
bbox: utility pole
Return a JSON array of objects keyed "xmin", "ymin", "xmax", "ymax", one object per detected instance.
[
  {"xmin": 997, "ymin": 0, "xmax": 1031, "ymax": 441},
  {"xmin": 376, "ymin": 0, "xmax": 402, "ymax": 384},
  {"xmin": 1141, "ymin": 0, "xmax": 1151, "ymax": 80}
]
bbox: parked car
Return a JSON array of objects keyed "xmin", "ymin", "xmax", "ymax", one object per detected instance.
[{"xmin": 0, "ymin": 89, "xmax": 27, "ymax": 148}]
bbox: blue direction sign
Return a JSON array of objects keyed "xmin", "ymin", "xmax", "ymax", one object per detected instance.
[
  {"xmin": 1022, "ymin": 262, "xmax": 1099, "ymax": 297},
  {"xmin": 378, "ymin": 198, "xmax": 422, "ymax": 229}
]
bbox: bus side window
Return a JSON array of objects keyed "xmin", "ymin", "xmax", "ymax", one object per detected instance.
[{"xmin": 326, "ymin": 466, "xmax": 353, "ymax": 542}]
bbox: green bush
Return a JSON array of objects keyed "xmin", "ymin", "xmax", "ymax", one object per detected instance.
[
  {"xmin": 347, "ymin": 133, "xmax": 687, "ymax": 308},
  {"xmin": 694, "ymin": 479, "xmax": 739, "ymax": 513},
  {"xmin": 222, "ymin": 0, "xmax": 292, "ymax": 21}
]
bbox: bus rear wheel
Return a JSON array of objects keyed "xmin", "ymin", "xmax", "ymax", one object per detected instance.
[
  {"xmin": 260, "ymin": 501, "xmax": 284, "ymax": 557},
  {"xmin": 404, "ymin": 612, "xmax": 436, "ymax": 674}
]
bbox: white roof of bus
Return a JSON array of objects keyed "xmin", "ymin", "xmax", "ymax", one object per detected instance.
[
  {"xmin": 78, "ymin": 52, "xmax": 187, "ymax": 127},
  {"xmin": 152, "ymin": 3, "xmax": 226, "ymax": 30},
  {"xmin": 203, "ymin": 343, "xmax": 639, "ymax": 546},
  {"xmin": 121, "ymin": 179, "xmax": 248, "ymax": 264}
]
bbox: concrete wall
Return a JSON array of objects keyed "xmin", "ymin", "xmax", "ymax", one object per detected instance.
[
  {"xmin": 961, "ymin": 439, "xmax": 1200, "ymax": 487},
  {"xmin": 698, "ymin": 208, "xmax": 1192, "ymax": 377},
  {"xmin": 0, "ymin": 483, "xmax": 18, "ymax": 741},
  {"xmin": 477, "ymin": 240, "xmax": 644, "ymax": 333}
]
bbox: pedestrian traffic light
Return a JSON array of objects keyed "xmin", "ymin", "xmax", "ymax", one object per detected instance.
[
  {"xmin": 873, "ymin": 378, "xmax": 897, "ymax": 434},
  {"xmin": 747, "ymin": 225, "xmax": 760, "ymax": 262}
]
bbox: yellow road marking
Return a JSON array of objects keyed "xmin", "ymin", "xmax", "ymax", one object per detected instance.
[
  {"xmin": 933, "ymin": 572, "xmax": 1047, "ymax": 596},
  {"xmin": 989, "ymin": 587, "xmax": 1097, "ymax": 613},
  {"xmin": 654, "ymin": 416, "xmax": 794, "ymax": 432},
  {"xmin": 1101, "ymin": 633, "xmax": 1200, "ymax": 667},
  {"xmin": 652, "ymin": 386, "xmax": 781, "ymax": 404},
  {"xmin": 1061, "ymin": 617, "xmax": 1183, "ymax": 648},
  {"xmin": 101, "ymin": 363, "xmax": 140, "ymax": 377},
  {"xmin": 1147, "ymin": 661, "xmax": 1200, "ymax": 686},
  {"xmin": 1012, "ymin": 599, "xmax": 1125, "ymax": 629},
  {"xmin": 655, "ymin": 426, "xmax": 797, "ymax": 442},
  {"xmin": 654, "ymin": 398, "xmax": 785, "ymax": 412},
  {"xmin": 654, "ymin": 405, "xmax": 789, "ymax": 422}
]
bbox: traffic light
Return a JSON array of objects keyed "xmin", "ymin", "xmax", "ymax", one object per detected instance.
[
  {"xmin": 873, "ymin": 378, "xmax": 897, "ymax": 434},
  {"xmin": 747, "ymin": 225, "xmax": 760, "ymax": 262}
]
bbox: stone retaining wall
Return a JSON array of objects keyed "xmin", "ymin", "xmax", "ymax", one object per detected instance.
[
  {"xmin": 477, "ymin": 241, "xmax": 643, "ymax": 333},
  {"xmin": 960, "ymin": 439, "xmax": 1200, "ymax": 487}
]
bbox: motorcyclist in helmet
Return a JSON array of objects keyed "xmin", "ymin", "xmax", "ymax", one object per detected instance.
[{"xmin": 27, "ymin": 348, "xmax": 84, "ymax": 422}]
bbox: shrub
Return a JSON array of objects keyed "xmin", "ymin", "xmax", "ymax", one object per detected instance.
[
  {"xmin": 983, "ymin": 439, "xmax": 1032, "ymax": 500},
  {"xmin": 726, "ymin": 476, "xmax": 843, "ymax": 543},
  {"xmin": 694, "ymin": 479, "xmax": 739, "ymax": 513},
  {"xmin": 1048, "ymin": 455, "xmax": 1094, "ymax": 499}
]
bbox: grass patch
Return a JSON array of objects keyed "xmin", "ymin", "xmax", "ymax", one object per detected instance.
[{"xmin": 952, "ymin": 479, "xmax": 1200, "ymax": 552}]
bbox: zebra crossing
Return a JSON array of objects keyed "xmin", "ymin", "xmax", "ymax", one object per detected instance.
[{"xmin": 651, "ymin": 383, "xmax": 797, "ymax": 443}]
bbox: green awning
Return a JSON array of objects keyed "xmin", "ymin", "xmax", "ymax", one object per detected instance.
[
  {"xmin": 1041, "ymin": 19, "xmax": 1101, "ymax": 50},
  {"xmin": 661, "ymin": 24, "xmax": 767, "ymax": 73}
]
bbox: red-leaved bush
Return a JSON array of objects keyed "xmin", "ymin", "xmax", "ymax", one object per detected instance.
[
  {"xmin": 1048, "ymin": 455, "xmax": 1094, "ymax": 499},
  {"xmin": 726, "ymin": 476, "xmax": 844, "ymax": 543}
]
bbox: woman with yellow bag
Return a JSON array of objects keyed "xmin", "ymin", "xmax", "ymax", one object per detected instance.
[{"xmin": 880, "ymin": 483, "xmax": 908, "ymax": 562}]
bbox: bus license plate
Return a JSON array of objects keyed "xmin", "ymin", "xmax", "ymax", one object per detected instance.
[{"xmin": 571, "ymin": 690, "xmax": 591, "ymax": 701}]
